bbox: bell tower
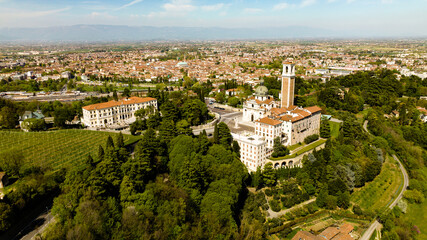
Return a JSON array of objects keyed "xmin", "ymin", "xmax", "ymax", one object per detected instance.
[{"xmin": 281, "ymin": 62, "xmax": 295, "ymax": 108}]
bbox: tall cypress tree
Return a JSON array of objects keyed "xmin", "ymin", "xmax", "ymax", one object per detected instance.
[
  {"xmin": 98, "ymin": 145, "xmax": 104, "ymax": 161},
  {"xmin": 213, "ymin": 123, "xmax": 219, "ymax": 144},
  {"xmin": 106, "ymin": 135, "xmax": 115, "ymax": 149},
  {"xmin": 116, "ymin": 132, "xmax": 124, "ymax": 149},
  {"xmin": 320, "ymin": 119, "xmax": 331, "ymax": 138}
]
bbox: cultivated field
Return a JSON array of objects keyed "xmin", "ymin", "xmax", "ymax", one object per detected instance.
[
  {"xmin": 351, "ymin": 155, "xmax": 403, "ymax": 213},
  {"xmin": 0, "ymin": 130, "xmax": 139, "ymax": 171}
]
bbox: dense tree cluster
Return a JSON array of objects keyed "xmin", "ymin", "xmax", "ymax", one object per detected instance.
[
  {"xmin": 0, "ymin": 154, "xmax": 64, "ymax": 234},
  {"xmin": 130, "ymin": 90, "xmax": 210, "ymax": 135},
  {"xmin": 272, "ymin": 137, "xmax": 290, "ymax": 158},
  {"xmin": 41, "ymin": 121, "xmax": 271, "ymax": 239}
]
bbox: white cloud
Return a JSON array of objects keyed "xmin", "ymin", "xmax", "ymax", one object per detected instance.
[
  {"xmin": 243, "ymin": 8, "xmax": 263, "ymax": 13},
  {"xmin": 300, "ymin": 0, "xmax": 316, "ymax": 7},
  {"xmin": 327, "ymin": 0, "xmax": 337, "ymax": 2},
  {"xmin": 145, "ymin": 0, "xmax": 196, "ymax": 18},
  {"xmin": 274, "ymin": 2, "xmax": 290, "ymax": 10},
  {"xmin": 0, "ymin": 7, "xmax": 71, "ymax": 18},
  {"xmin": 89, "ymin": 11, "xmax": 115, "ymax": 19},
  {"xmin": 347, "ymin": 0, "xmax": 356, "ymax": 3},
  {"xmin": 201, "ymin": 3, "xmax": 225, "ymax": 11},
  {"xmin": 115, "ymin": 0, "xmax": 143, "ymax": 11},
  {"xmin": 163, "ymin": 0, "xmax": 196, "ymax": 12},
  {"xmin": 381, "ymin": 0, "xmax": 392, "ymax": 3}
]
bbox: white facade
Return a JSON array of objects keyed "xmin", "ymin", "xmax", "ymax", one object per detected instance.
[
  {"xmin": 255, "ymin": 119, "xmax": 283, "ymax": 148},
  {"xmin": 232, "ymin": 133, "xmax": 268, "ymax": 172},
  {"xmin": 238, "ymin": 63, "xmax": 322, "ymax": 171},
  {"xmin": 81, "ymin": 97, "xmax": 157, "ymax": 128},
  {"xmin": 242, "ymin": 86, "xmax": 280, "ymax": 122}
]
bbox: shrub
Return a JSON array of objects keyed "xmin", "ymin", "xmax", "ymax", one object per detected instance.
[
  {"xmin": 404, "ymin": 189, "xmax": 424, "ymax": 203},
  {"xmin": 270, "ymin": 199, "xmax": 281, "ymax": 212},
  {"xmin": 21, "ymin": 118, "xmax": 46, "ymax": 131},
  {"xmin": 304, "ymin": 134, "xmax": 319, "ymax": 144},
  {"xmin": 353, "ymin": 204, "xmax": 363, "ymax": 215}
]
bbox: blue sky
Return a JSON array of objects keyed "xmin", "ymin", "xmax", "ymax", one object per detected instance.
[{"xmin": 0, "ymin": 0, "xmax": 426, "ymax": 36}]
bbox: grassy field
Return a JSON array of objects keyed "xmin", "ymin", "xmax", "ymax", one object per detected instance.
[
  {"xmin": 0, "ymin": 130, "xmax": 140, "ymax": 171},
  {"xmin": 329, "ymin": 121, "xmax": 341, "ymax": 139},
  {"xmin": 288, "ymin": 142, "xmax": 304, "ymax": 151},
  {"xmin": 351, "ymin": 155, "xmax": 403, "ymax": 213},
  {"xmin": 403, "ymin": 167, "xmax": 427, "ymax": 240},
  {"xmin": 271, "ymin": 139, "xmax": 327, "ymax": 161}
]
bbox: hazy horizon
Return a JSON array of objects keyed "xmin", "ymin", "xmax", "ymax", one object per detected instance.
[{"xmin": 0, "ymin": 0, "xmax": 426, "ymax": 38}]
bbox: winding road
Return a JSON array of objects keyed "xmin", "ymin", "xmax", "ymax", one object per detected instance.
[{"xmin": 359, "ymin": 121, "xmax": 409, "ymax": 240}]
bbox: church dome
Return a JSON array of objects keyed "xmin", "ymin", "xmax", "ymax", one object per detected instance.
[{"xmin": 255, "ymin": 86, "xmax": 268, "ymax": 96}]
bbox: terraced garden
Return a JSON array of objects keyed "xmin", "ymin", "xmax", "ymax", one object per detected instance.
[
  {"xmin": 0, "ymin": 130, "xmax": 140, "ymax": 171},
  {"xmin": 351, "ymin": 155, "xmax": 403, "ymax": 213}
]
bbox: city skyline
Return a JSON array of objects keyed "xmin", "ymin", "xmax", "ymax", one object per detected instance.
[{"xmin": 0, "ymin": 0, "xmax": 426, "ymax": 37}]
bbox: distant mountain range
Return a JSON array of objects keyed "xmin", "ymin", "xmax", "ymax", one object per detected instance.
[
  {"xmin": 0, "ymin": 25, "xmax": 423, "ymax": 42},
  {"xmin": 0, "ymin": 24, "xmax": 345, "ymax": 42}
]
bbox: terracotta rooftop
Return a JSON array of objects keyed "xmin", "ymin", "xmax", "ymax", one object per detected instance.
[
  {"xmin": 82, "ymin": 97, "xmax": 156, "ymax": 111},
  {"xmin": 320, "ymin": 227, "xmax": 340, "ymax": 240},
  {"xmin": 256, "ymin": 117, "xmax": 282, "ymax": 126},
  {"xmin": 291, "ymin": 231, "xmax": 323, "ymax": 240},
  {"xmin": 271, "ymin": 107, "xmax": 288, "ymax": 116},
  {"xmin": 417, "ymin": 106, "xmax": 427, "ymax": 115},
  {"xmin": 292, "ymin": 109, "xmax": 312, "ymax": 118},
  {"xmin": 305, "ymin": 106, "xmax": 322, "ymax": 114},
  {"xmin": 339, "ymin": 224, "xmax": 354, "ymax": 234},
  {"xmin": 291, "ymin": 115, "xmax": 304, "ymax": 122},
  {"xmin": 277, "ymin": 115, "xmax": 289, "ymax": 122}
]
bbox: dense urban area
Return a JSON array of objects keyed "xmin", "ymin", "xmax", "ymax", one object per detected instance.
[{"xmin": 0, "ymin": 40, "xmax": 426, "ymax": 240}]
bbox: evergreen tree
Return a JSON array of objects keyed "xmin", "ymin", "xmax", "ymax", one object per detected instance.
[
  {"xmin": 159, "ymin": 119, "xmax": 177, "ymax": 144},
  {"xmin": 98, "ymin": 145, "xmax": 105, "ymax": 161},
  {"xmin": 213, "ymin": 123, "xmax": 219, "ymax": 144},
  {"xmin": 316, "ymin": 187, "xmax": 328, "ymax": 208},
  {"xmin": 253, "ymin": 167, "xmax": 264, "ymax": 189},
  {"xmin": 337, "ymin": 191, "xmax": 350, "ymax": 209},
  {"xmin": 262, "ymin": 163, "xmax": 276, "ymax": 187},
  {"xmin": 160, "ymin": 101, "xmax": 179, "ymax": 123},
  {"xmin": 113, "ymin": 90, "xmax": 118, "ymax": 101},
  {"xmin": 86, "ymin": 154, "xmax": 95, "ymax": 167},
  {"xmin": 320, "ymin": 119, "xmax": 331, "ymax": 138},
  {"xmin": 116, "ymin": 132, "xmax": 124, "ymax": 149},
  {"xmin": 106, "ymin": 136, "xmax": 115, "ymax": 149},
  {"xmin": 218, "ymin": 122, "xmax": 232, "ymax": 148},
  {"xmin": 272, "ymin": 137, "xmax": 289, "ymax": 157},
  {"xmin": 232, "ymin": 140, "xmax": 240, "ymax": 155},
  {"xmin": 197, "ymin": 130, "xmax": 210, "ymax": 154}
]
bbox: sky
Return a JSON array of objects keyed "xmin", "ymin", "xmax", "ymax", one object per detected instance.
[{"xmin": 0, "ymin": 0, "xmax": 426, "ymax": 36}]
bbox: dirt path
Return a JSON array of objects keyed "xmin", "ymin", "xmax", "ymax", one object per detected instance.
[{"xmin": 267, "ymin": 198, "xmax": 316, "ymax": 219}]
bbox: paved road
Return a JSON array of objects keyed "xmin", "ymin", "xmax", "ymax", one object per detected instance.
[
  {"xmin": 20, "ymin": 212, "xmax": 54, "ymax": 240},
  {"xmin": 359, "ymin": 121, "xmax": 409, "ymax": 240},
  {"xmin": 193, "ymin": 105, "xmax": 243, "ymax": 135}
]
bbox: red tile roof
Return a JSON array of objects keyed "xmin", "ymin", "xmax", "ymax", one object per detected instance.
[
  {"xmin": 83, "ymin": 97, "xmax": 156, "ymax": 111},
  {"xmin": 305, "ymin": 106, "xmax": 322, "ymax": 114},
  {"xmin": 339, "ymin": 224, "xmax": 354, "ymax": 234},
  {"xmin": 271, "ymin": 107, "xmax": 288, "ymax": 116},
  {"xmin": 256, "ymin": 117, "xmax": 282, "ymax": 126},
  {"xmin": 292, "ymin": 109, "xmax": 311, "ymax": 118}
]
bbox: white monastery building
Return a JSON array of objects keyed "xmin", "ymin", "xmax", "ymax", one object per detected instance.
[
  {"xmin": 235, "ymin": 63, "xmax": 322, "ymax": 171},
  {"xmin": 81, "ymin": 97, "xmax": 157, "ymax": 128}
]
